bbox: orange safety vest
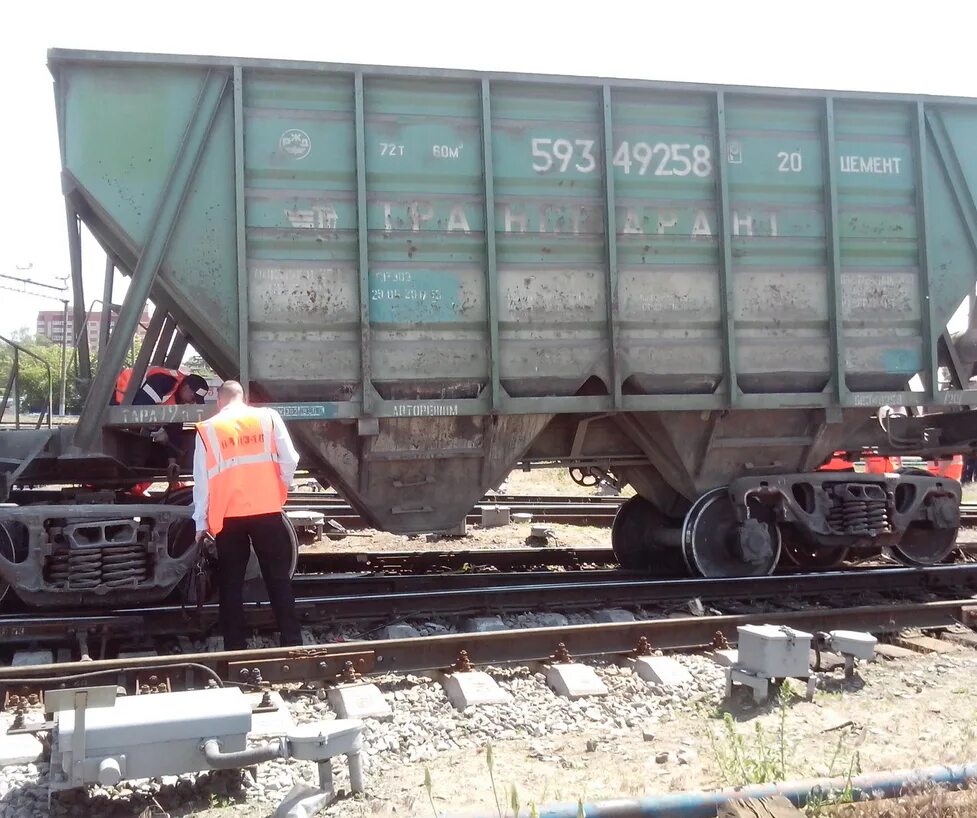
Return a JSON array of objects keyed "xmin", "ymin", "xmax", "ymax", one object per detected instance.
[
  {"xmin": 927, "ymin": 455, "xmax": 964, "ymax": 481},
  {"xmin": 196, "ymin": 407, "xmax": 287, "ymax": 535},
  {"xmin": 863, "ymin": 455, "xmax": 899, "ymax": 474},
  {"xmin": 818, "ymin": 452, "xmax": 855, "ymax": 472},
  {"xmin": 113, "ymin": 367, "xmax": 183, "ymax": 405}
]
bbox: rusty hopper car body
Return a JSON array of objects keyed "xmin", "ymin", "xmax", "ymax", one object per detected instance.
[{"xmin": 2, "ymin": 49, "xmax": 977, "ymax": 607}]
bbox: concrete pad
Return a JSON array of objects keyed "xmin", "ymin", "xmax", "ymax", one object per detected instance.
[
  {"xmin": 593, "ymin": 609, "xmax": 635, "ymax": 624},
  {"xmin": 441, "ymin": 672, "xmax": 510, "ymax": 710},
  {"xmin": 247, "ymin": 691, "xmax": 296, "ymax": 737},
  {"xmin": 942, "ymin": 629, "xmax": 977, "ymax": 650},
  {"xmin": 382, "ymin": 624, "xmax": 421, "ymax": 640},
  {"xmin": 709, "ymin": 649, "xmax": 739, "ymax": 668},
  {"xmin": 328, "ymin": 683, "xmax": 392, "ymax": 720},
  {"xmin": 11, "ymin": 651, "xmax": 53, "ymax": 667},
  {"xmin": 0, "ymin": 731, "xmax": 44, "ymax": 765},
  {"xmin": 893, "ymin": 635, "xmax": 961, "ymax": 654},
  {"xmin": 481, "ymin": 506, "xmax": 511, "ymax": 528},
  {"xmin": 633, "ymin": 656, "xmax": 693, "ymax": 688},
  {"xmin": 545, "ymin": 664, "xmax": 608, "ymax": 699},
  {"xmin": 873, "ymin": 643, "xmax": 917, "ymax": 661},
  {"xmin": 464, "ymin": 616, "xmax": 507, "ymax": 633}
]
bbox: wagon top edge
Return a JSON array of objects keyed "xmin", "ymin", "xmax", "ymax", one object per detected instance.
[{"xmin": 46, "ymin": 47, "xmax": 977, "ymax": 108}]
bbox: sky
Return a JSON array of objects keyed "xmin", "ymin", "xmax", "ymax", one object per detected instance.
[{"xmin": 1, "ymin": 0, "xmax": 975, "ymax": 338}]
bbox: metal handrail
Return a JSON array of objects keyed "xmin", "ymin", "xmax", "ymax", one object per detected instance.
[{"xmin": 0, "ymin": 337, "xmax": 53, "ymax": 430}]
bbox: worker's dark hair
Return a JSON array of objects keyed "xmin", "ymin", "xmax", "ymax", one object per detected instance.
[{"xmin": 183, "ymin": 374, "xmax": 210, "ymax": 404}]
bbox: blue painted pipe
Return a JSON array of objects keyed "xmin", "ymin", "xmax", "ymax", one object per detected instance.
[{"xmin": 449, "ymin": 762, "xmax": 977, "ymax": 818}]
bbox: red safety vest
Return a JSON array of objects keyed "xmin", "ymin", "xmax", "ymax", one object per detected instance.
[
  {"xmin": 195, "ymin": 407, "xmax": 287, "ymax": 535},
  {"xmin": 818, "ymin": 452, "xmax": 856, "ymax": 472},
  {"xmin": 927, "ymin": 455, "xmax": 964, "ymax": 481},
  {"xmin": 863, "ymin": 456, "xmax": 899, "ymax": 474},
  {"xmin": 113, "ymin": 367, "xmax": 183, "ymax": 405}
]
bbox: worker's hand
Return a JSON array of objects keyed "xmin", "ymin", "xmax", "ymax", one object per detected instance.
[
  {"xmin": 150, "ymin": 429, "xmax": 170, "ymax": 445},
  {"xmin": 195, "ymin": 530, "xmax": 209, "ymax": 545}
]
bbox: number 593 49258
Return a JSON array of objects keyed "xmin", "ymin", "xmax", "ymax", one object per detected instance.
[{"xmin": 531, "ymin": 137, "xmax": 712, "ymax": 177}]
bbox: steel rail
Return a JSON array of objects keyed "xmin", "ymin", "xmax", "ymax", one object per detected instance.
[
  {"xmin": 0, "ymin": 597, "xmax": 971, "ymax": 687},
  {"xmin": 1, "ymin": 564, "xmax": 976, "ymax": 648},
  {"xmin": 287, "ymin": 562, "xmax": 977, "ymax": 598}
]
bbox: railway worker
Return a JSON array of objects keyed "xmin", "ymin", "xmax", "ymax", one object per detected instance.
[
  {"xmin": 111, "ymin": 367, "xmax": 210, "ymax": 493},
  {"xmin": 192, "ymin": 380, "xmax": 302, "ymax": 651}
]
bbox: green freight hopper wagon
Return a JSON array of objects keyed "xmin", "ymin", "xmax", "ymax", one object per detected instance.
[{"xmin": 4, "ymin": 48, "xmax": 977, "ymax": 608}]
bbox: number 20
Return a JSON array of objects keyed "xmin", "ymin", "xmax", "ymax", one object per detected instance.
[{"xmin": 777, "ymin": 151, "xmax": 802, "ymax": 172}]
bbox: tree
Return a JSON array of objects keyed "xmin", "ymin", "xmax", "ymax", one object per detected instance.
[
  {"xmin": 0, "ymin": 335, "xmax": 75, "ymax": 417},
  {"xmin": 183, "ymin": 353, "xmax": 217, "ymax": 379}
]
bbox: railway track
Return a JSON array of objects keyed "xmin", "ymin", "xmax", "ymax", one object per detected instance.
[
  {"xmin": 0, "ymin": 596, "xmax": 971, "ymax": 691},
  {"xmin": 2, "ymin": 564, "xmax": 976, "ymax": 649}
]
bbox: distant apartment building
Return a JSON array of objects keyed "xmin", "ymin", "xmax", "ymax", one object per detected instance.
[{"xmin": 35, "ymin": 308, "xmax": 152, "ymax": 350}]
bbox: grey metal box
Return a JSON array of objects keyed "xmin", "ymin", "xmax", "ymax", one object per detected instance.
[
  {"xmin": 54, "ymin": 687, "xmax": 251, "ymax": 786},
  {"xmin": 737, "ymin": 624, "xmax": 811, "ymax": 678}
]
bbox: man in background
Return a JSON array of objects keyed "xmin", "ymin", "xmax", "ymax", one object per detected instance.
[{"xmin": 112, "ymin": 367, "xmax": 210, "ymax": 491}]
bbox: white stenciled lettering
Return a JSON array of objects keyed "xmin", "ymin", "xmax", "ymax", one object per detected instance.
[
  {"xmin": 531, "ymin": 138, "xmax": 597, "ymax": 173},
  {"xmin": 839, "ymin": 155, "xmax": 903, "ymax": 175},
  {"xmin": 658, "ymin": 213, "xmax": 678, "ymax": 235},
  {"xmin": 504, "ymin": 206, "xmax": 528, "ymax": 233},
  {"xmin": 777, "ymin": 151, "xmax": 803, "ymax": 172},
  {"xmin": 278, "ymin": 405, "xmax": 330, "ymax": 418},
  {"xmin": 408, "ymin": 202, "xmax": 434, "ymax": 231},
  {"xmin": 433, "ymin": 144, "xmax": 463, "ymax": 159},
  {"xmin": 447, "ymin": 205, "xmax": 471, "ymax": 233},
  {"xmin": 392, "ymin": 403, "xmax": 459, "ymax": 418},
  {"xmin": 375, "ymin": 271, "xmax": 412, "ymax": 284},
  {"xmin": 380, "ymin": 143, "xmax": 405, "ymax": 157},
  {"xmin": 691, "ymin": 210, "xmax": 712, "ymax": 237},
  {"xmin": 732, "ymin": 211, "xmax": 754, "ymax": 237},
  {"xmin": 612, "ymin": 141, "xmax": 713, "ymax": 177},
  {"xmin": 285, "ymin": 205, "xmax": 339, "ymax": 230},
  {"xmin": 622, "ymin": 208, "xmax": 643, "ymax": 234},
  {"xmin": 371, "ymin": 288, "xmax": 442, "ymax": 303}
]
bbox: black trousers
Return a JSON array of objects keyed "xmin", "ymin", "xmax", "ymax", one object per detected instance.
[{"xmin": 215, "ymin": 512, "xmax": 302, "ymax": 651}]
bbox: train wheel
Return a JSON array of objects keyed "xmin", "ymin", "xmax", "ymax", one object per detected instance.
[
  {"xmin": 611, "ymin": 496, "xmax": 685, "ymax": 575},
  {"xmin": 682, "ymin": 488, "xmax": 781, "ymax": 578},
  {"xmin": 892, "ymin": 524, "xmax": 958, "ymax": 566},
  {"xmin": 780, "ymin": 540, "xmax": 849, "ymax": 570}
]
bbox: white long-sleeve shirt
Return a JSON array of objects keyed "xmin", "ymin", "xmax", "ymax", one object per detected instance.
[{"xmin": 192, "ymin": 403, "xmax": 300, "ymax": 533}]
